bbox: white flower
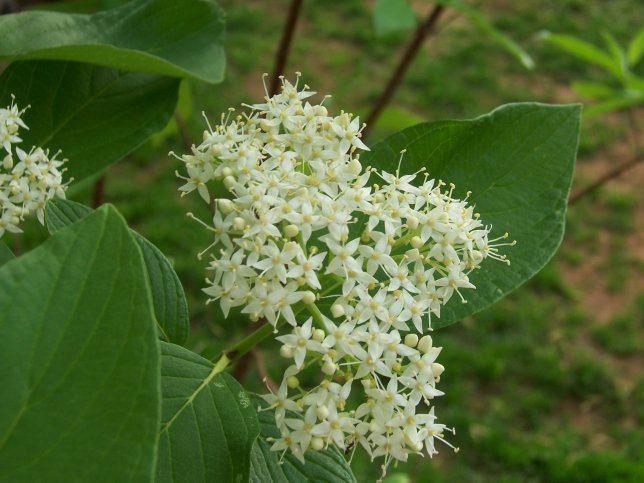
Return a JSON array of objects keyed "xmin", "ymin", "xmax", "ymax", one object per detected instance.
[
  {"xmin": 175, "ymin": 75, "xmax": 512, "ymax": 474},
  {"xmin": 0, "ymin": 97, "xmax": 68, "ymax": 238}
]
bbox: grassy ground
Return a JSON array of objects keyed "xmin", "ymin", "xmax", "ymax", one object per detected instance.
[{"xmin": 9, "ymin": 0, "xmax": 644, "ymax": 480}]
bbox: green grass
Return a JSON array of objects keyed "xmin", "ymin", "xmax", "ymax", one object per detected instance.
[{"xmin": 5, "ymin": 0, "xmax": 643, "ymax": 480}]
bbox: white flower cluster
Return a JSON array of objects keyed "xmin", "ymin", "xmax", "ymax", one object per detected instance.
[
  {"xmin": 175, "ymin": 75, "xmax": 512, "ymax": 477},
  {"xmin": 1, "ymin": 96, "xmax": 68, "ymax": 238}
]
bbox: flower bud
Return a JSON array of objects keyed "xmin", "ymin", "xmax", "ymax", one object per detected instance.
[
  {"xmin": 311, "ymin": 437, "xmax": 325, "ymax": 451},
  {"xmin": 411, "ymin": 236, "xmax": 423, "ymax": 249},
  {"xmin": 221, "ymin": 167, "xmax": 233, "ymax": 177},
  {"xmin": 331, "ymin": 304, "xmax": 345, "ymax": 318},
  {"xmin": 313, "ymin": 329, "xmax": 325, "ymax": 342},
  {"xmin": 432, "ymin": 362, "xmax": 445, "ymax": 377},
  {"xmin": 407, "ymin": 215, "xmax": 419, "ymax": 230},
  {"xmin": 280, "ymin": 345, "xmax": 293, "ymax": 358},
  {"xmin": 322, "ymin": 361, "xmax": 337, "ymax": 375},
  {"xmin": 284, "ymin": 224, "xmax": 299, "ymax": 238},
  {"xmin": 316, "ymin": 405, "xmax": 329, "ymax": 420},
  {"xmin": 302, "ymin": 291, "xmax": 316, "ymax": 304},
  {"xmin": 348, "ymin": 159, "xmax": 361, "ymax": 175},
  {"xmin": 2, "ymin": 155, "xmax": 13, "ymax": 170},
  {"xmin": 232, "ymin": 217, "xmax": 246, "ymax": 231},
  {"xmin": 223, "ymin": 175, "xmax": 236, "ymax": 189},
  {"xmin": 404, "ymin": 333, "xmax": 419, "ymax": 348},
  {"xmin": 286, "ymin": 376, "xmax": 299, "ymax": 389},
  {"xmin": 418, "ymin": 335, "xmax": 433, "ymax": 354},
  {"xmin": 218, "ymin": 198, "xmax": 234, "ymax": 214}
]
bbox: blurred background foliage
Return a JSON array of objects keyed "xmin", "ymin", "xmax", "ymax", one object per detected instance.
[{"xmin": 3, "ymin": 0, "xmax": 643, "ymax": 480}]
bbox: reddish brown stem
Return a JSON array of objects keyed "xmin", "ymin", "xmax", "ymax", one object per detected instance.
[
  {"xmin": 92, "ymin": 175, "xmax": 106, "ymax": 208},
  {"xmin": 569, "ymin": 154, "xmax": 643, "ymax": 205},
  {"xmin": 253, "ymin": 348, "xmax": 278, "ymax": 393},
  {"xmin": 174, "ymin": 112, "xmax": 192, "ymax": 151},
  {"xmin": 363, "ymin": 4, "xmax": 446, "ymax": 138},
  {"xmin": 269, "ymin": 0, "xmax": 304, "ymax": 96}
]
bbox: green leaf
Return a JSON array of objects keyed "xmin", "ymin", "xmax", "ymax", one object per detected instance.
[
  {"xmin": 0, "ymin": 241, "xmax": 14, "ymax": 266},
  {"xmin": 362, "ymin": 103, "xmax": 581, "ymax": 328},
  {"xmin": 0, "ymin": 205, "xmax": 159, "ymax": 480},
  {"xmin": 440, "ymin": 0, "xmax": 534, "ymax": 69},
  {"xmin": 0, "ymin": 0, "xmax": 226, "ymax": 83},
  {"xmin": 539, "ymin": 31, "xmax": 622, "ymax": 79},
  {"xmin": 0, "ymin": 60, "xmax": 179, "ymax": 184},
  {"xmin": 373, "ymin": 0, "xmax": 416, "ymax": 37},
  {"xmin": 46, "ymin": 198, "xmax": 189, "ymax": 345},
  {"xmin": 249, "ymin": 395, "xmax": 356, "ymax": 483},
  {"xmin": 627, "ymin": 28, "xmax": 644, "ymax": 67},
  {"xmin": 584, "ymin": 93, "xmax": 644, "ymax": 117},
  {"xmin": 156, "ymin": 342, "xmax": 259, "ymax": 482}
]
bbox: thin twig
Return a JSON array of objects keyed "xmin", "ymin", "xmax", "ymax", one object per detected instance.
[
  {"xmin": 253, "ymin": 348, "xmax": 278, "ymax": 393},
  {"xmin": 569, "ymin": 154, "xmax": 643, "ymax": 205},
  {"xmin": 269, "ymin": 0, "xmax": 304, "ymax": 96},
  {"xmin": 92, "ymin": 175, "xmax": 106, "ymax": 208},
  {"xmin": 363, "ymin": 4, "xmax": 446, "ymax": 138}
]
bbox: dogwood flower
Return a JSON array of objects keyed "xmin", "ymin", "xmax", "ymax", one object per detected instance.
[
  {"xmin": 0, "ymin": 96, "xmax": 69, "ymax": 238},
  {"xmin": 175, "ymin": 74, "xmax": 514, "ymax": 479}
]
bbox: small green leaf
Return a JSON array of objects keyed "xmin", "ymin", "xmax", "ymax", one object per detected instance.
[
  {"xmin": 362, "ymin": 103, "xmax": 581, "ymax": 328},
  {"xmin": 0, "ymin": 0, "xmax": 226, "ymax": 83},
  {"xmin": 373, "ymin": 0, "xmax": 416, "ymax": 37},
  {"xmin": 540, "ymin": 31, "xmax": 622, "ymax": 79},
  {"xmin": 0, "ymin": 60, "xmax": 179, "ymax": 184},
  {"xmin": 571, "ymin": 80, "xmax": 617, "ymax": 100},
  {"xmin": 46, "ymin": 198, "xmax": 189, "ymax": 345},
  {"xmin": 250, "ymin": 395, "xmax": 356, "ymax": 483},
  {"xmin": 0, "ymin": 205, "xmax": 159, "ymax": 480},
  {"xmin": 584, "ymin": 93, "xmax": 644, "ymax": 117},
  {"xmin": 627, "ymin": 28, "xmax": 644, "ymax": 67},
  {"xmin": 0, "ymin": 241, "xmax": 14, "ymax": 266},
  {"xmin": 156, "ymin": 343, "xmax": 260, "ymax": 482}
]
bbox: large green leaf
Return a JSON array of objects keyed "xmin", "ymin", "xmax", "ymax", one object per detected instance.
[
  {"xmin": 373, "ymin": 0, "xmax": 416, "ymax": 37},
  {"xmin": 0, "ymin": 205, "xmax": 159, "ymax": 480},
  {"xmin": 362, "ymin": 103, "xmax": 581, "ymax": 329},
  {"xmin": 0, "ymin": 60, "xmax": 179, "ymax": 184},
  {"xmin": 0, "ymin": 241, "xmax": 13, "ymax": 267},
  {"xmin": 0, "ymin": 0, "xmax": 225, "ymax": 83},
  {"xmin": 250, "ymin": 395, "xmax": 356, "ymax": 483},
  {"xmin": 46, "ymin": 198, "xmax": 189, "ymax": 345},
  {"xmin": 157, "ymin": 342, "xmax": 259, "ymax": 482}
]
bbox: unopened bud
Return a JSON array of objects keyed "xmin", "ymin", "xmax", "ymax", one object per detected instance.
[
  {"xmin": 311, "ymin": 437, "xmax": 325, "ymax": 451},
  {"xmin": 316, "ymin": 405, "xmax": 329, "ymax": 419},
  {"xmin": 302, "ymin": 291, "xmax": 316, "ymax": 304},
  {"xmin": 223, "ymin": 175, "xmax": 236, "ymax": 189},
  {"xmin": 404, "ymin": 333, "xmax": 419, "ymax": 347},
  {"xmin": 418, "ymin": 335, "xmax": 433, "ymax": 354},
  {"xmin": 322, "ymin": 361, "xmax": 337, "ymax": 375},
  {"xmin": 432, "ymin": 362, "xmax": 445, "ymax": 377},
  {"xmin": 2, "ymin": 155, "xmax": 13, "ymax": 170},
  {"xmin": 313, "ymin": 329, "xmax": 325, "ymax": 342},
  {"xmin": 407, "ymin": 216, "xmax": 419, "ymax": 230},
  {"xmin": 287, "ymin": 376, "xmax": 299, "ymax": 389},
  {"xmin": 348, "ymin": 159, "xmax": 361, "ymax": 175},
  {"xmin": 411, "ymin": 236, "xmax": 423, "ymax": 249},
  {"xmin": 331, "ymin": 304, "xmax": 345, "ymax": 318},
  {"xmin": 232, "ymin": 217, "xmax": 246, "ymax": 231},
  {"xmin": 218, "ymin": 198, "xmax": 234, "ymax": 214},
  {"xmin": 284, "ymin": 224, "xmax": 299, "ymax": 238},
  {"xmin": 221, "ymin": 167, "xmax": 233, "ymax": 177},
  {"xmin": 280, "ymin": 345, "xmax": 293, "ymax": 358}
]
